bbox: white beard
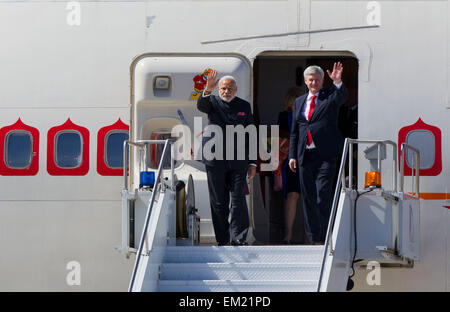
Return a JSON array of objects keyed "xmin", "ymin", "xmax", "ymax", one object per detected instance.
[{"xmin": 219, "ymin": 94, "xmax": 235, "ymax": 103}]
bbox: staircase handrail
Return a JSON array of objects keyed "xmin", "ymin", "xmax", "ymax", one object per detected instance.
[
  {"xmin": 317, "ymin": 139, "xmax": 398, "ymax": 292},
  {"xmin": 123, "ymin": 139, "xmax": 172, "ymax": 191},
  {"xmin": 126, "ymin": 139, "xmax": 174, "ymax": 292},
  {"xmin": 399, "ymin": 143, "xmax": 420, "ymax": 197}
]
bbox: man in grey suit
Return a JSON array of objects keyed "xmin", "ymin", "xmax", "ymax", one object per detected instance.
[{"xmin": 288, "ymin": 62, "xmax": 348, "ymax": 244}]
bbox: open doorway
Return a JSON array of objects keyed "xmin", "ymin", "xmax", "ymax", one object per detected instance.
[{"xmin": 252, "ymin": 52, "xmax": 358, "ymax": 245}]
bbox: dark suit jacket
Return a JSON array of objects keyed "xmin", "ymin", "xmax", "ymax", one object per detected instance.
[
  {"xmin": 289, "ymin": 83, "xmax": 349, "ymax": 165},
  {"xmin": 197, "ymin": 94, "xmax": 256, "ymax": 167}
]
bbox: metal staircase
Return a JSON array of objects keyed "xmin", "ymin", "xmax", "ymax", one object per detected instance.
[
  {"xmin": 155, "ymin": 245, "xmax": 323, "ymax": 292},
  {"xmin": 121, "ymin": 139, "xmax": 421, "ymax": 292}
]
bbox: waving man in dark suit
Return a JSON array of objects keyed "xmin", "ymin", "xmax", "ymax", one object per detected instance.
[
  {"xmin": 288, "ymin": 62, "xmax": 348, "ymax": 244},
  {"xmin": 197, "ymin": 70, "xmax": 256, "ymax": 246}
]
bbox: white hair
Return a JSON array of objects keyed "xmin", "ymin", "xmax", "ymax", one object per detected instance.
[
  {"xmin": 303, "ymin": 65, "xmax": 324, "ymax": 79},
  {"xmin": 218, "ymin": 75, "xmax": 237, "ymax": 86}
]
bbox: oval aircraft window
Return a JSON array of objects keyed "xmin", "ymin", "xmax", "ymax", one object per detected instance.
[
  {"xmin": 405, "ymin": 130, "xmax": 435, "ymax": 170},
  {"xmin": 398, "ymin": 118, "xmax": 441, "ymax": 176},
  {"xmin": 5, "ymin": 131, "xmax": 32, "ymax": 169},
  {"xmin": 0, "ymin": 119, "xmax": 40, "ymax": 176},
  {"xmin": 55, "ymin": 131, "xmax": 83, "ymax": 168},
  {"xmin": 105, "ymin": 131, "xmax": 129, "ymax": 168},
  {"xmin": 96, "ymin": 119, "xmax": 129, "ymax": 176}
]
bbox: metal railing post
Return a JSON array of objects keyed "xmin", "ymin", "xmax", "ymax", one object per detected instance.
[
  {"xmin": 348, "ymin": 141, "xmax": 353, "ymax": 189},
  {"xmin": 377, "ymin": 142, "xmax": 382, "ymax": 178},
  {"xmin": 400, "ymin": 145, "xmax": 405, "ymax": 193},
  {"xmin": 317, "ymin": 138, "xmax": 349, "ymax": 292},
  {"xmin": 415, "ymin": 153, "xmax": 420, "ymax": 196},
  {"xmin": 171, "ymin": 143, "xmax": 175, "ymax": 190},
  {"xmin": 400, "ymin": 143, "xmax": 420, "ymax": 198},
  {"xmin": 393, "ymin": 145, "xmax": 397, "ymax": 193},
  {"xmin": 127, "ymin": 139, "xmax": 175, "ymax": 292},
  {"xmin": 317, "ymin": 139, "xmax": 399, "ymax": 292},
  {"xmin": 123, "ymin": 140, "xmax": 129, "ymax": 191}
]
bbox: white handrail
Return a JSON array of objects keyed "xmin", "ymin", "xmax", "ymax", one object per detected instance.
[
  {"xmin": 347, "ymin": 139, "xmax": 398, "ymax": 193},
  {"xmin": 127, "ymin": 139, "xmax": 173, "ymax": 292},
  {"xmin": 123, "ymin": 139, "xmax": 168, "ymax": 191},
  {"xmin": 317, "ymin": 138, "xmax": 349, "ymax": 292},
  {"xmin": 317, "ymin": 139, "xmax": 403, "ymax": 292},
  {"xmin": 399, "ymin": 143, "xmax": 420, "ymax": 197}
]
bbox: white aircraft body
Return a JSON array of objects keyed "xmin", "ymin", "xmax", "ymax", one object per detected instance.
[{"xmin": 0, "ymin": 0, "xmax": 448, "ymax": 291}]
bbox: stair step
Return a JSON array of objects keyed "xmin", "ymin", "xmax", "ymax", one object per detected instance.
[
  {"xmin": 164, "ymin": 245, "xmax": 324, "ymax": 264},
  {"xmin": 160, "ymin": 263, "xmax": 321, "ymax": 281},
  {"xmin": 156, "ymin": 280, "xmax": 318, "ymax": 292}
]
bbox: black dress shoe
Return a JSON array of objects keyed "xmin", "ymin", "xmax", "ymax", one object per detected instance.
[
  {"xmin": 281, "ymin": 240, "xmax": 291, "ymax": 245},
  {"xmin": 231, "ymin": 240, "xmax": 248, "ymax": 246},
  {"xmin": 217, "ymin": 241, "xmax": 230, "ymax": 246}
]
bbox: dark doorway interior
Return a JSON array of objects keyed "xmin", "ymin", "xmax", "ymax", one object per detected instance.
[{"xmin": 252, "ymin": 53, "xmax": 358, "ymax": 244}]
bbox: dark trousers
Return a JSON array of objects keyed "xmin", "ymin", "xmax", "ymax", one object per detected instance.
[
  {"xmin": 298, "ymin": 150, "xmax": 336, "ymax": 244},
  {"xmin": 206, "ymin": 161, "xmax": 249, "ymax": 244}
]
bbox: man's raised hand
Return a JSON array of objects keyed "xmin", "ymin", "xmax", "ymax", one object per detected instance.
[
  {"xmin": 205, "ymin": 69, "xmax": 219, "ymax": 92},
  {"xmin": 326, "ymin": 62, "xmax": 343, "ymax": 84}
]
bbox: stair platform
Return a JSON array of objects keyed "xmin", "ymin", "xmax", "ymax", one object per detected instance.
[{"xmin": 152, "ymin": 245, "xmax": 324, "ymax": 292}]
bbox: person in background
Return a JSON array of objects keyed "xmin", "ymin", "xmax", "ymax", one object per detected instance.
[{"xmin": 276, "ymin": 87, "xmax": 304, "ymax": 244}]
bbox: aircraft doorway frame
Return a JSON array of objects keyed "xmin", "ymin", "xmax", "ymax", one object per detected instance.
[{"xmin": 252, "ymin": 50, "xmax": 359, "ymax": 245}]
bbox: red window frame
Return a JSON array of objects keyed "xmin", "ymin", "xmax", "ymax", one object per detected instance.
[
  {"xmin": 97, "ymin": 118, "xmax": 129, "ymax": 176},
  {"xmin": 0, "ymin": 118, "xmax": 39, "ymax": 176},
  {"xmin": 398, "ymin": 118, "xmax": 442, "ymax": 176},
  {"xmin": 47, "ymin": 118, "xmax": 90, "ymax": 176}
]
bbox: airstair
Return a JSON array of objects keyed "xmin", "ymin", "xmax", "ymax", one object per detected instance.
[
  {"xmin": 153, "ymin": 245, "xmax": 323, "ymax": 292},
  {"xmin": 120, "ymin": 138, "xmax": 421, "ymax": 292}
]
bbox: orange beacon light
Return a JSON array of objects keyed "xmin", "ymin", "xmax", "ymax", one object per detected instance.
[{"xmin": 365, "ymin": 171, "xmax": 381, "ymax": 188}]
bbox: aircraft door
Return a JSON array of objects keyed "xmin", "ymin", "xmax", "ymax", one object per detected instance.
[{"xmin": 128, "ymin": 53, "xmax": 253, "ymax": 245}]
